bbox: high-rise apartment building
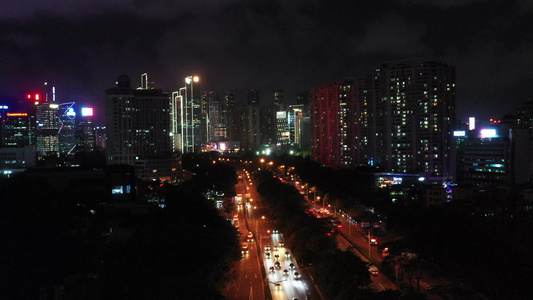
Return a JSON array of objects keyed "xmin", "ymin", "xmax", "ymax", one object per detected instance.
[
  {"xmin": 106, "ymin": 75, "xmax": 179, "ymax": 182},
  {"xmin": 311, "ymin": 81, "xmax": 356, "ymax": 168},
  {"xmin": 223, "ymin": 92, "xmax": 238, "ymax": 141},
  {"xmin": 260, "ymin": 106, "xmax": 274, "ymax": 145},
  {"xmin": 310, "ymin": 60, "xmax": 455, "ymax": 174},
  {"xmin": 243, "ymin": 90, "xmax": 260, "ymax": 149},
  {"xmin": 373, "ymin": 61, "xmax": 455, "ymax": 176}
]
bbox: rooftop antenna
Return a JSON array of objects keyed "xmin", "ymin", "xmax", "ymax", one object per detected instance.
[{"xmin": 44, "ymin": 82, "xmax": 48, "ymax": 101}]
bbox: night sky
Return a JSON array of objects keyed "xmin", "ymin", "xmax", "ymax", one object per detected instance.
[{"xmin": 1, "ymin": 0, "xmax": 533, "ymax": 125}]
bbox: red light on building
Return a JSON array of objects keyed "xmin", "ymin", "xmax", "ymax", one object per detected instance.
[{"xmin": 27, "ymin": 94, "xmax": 41, "ymax": 101}]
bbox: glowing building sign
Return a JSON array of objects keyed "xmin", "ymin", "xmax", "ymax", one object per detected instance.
[
  {"xmin": 81, "ymin": 107, "xmax": 94, "ymax": 117},
  {"xmin": 6, "ymin": 113, "xmax": 28, "ymax": 117},
  {"xmin": 480, "ymin": 129, "xmax": 497, "ymax": 138},
  {"xmin": 453, "ymin": 130, "xmax": 466, "ymax": 137},
  {"xmin": 469, "ymin": 117, "xmax": 475, "ymax": 130},
  {"xmin": 66, "ymin": 108, "xmax": 76, "ymax": 117}
]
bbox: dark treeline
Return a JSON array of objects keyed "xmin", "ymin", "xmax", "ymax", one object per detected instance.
[
  {"xmin": 0, "ymin": 158, "xmax": 240, "ymax": 300},
  {"xmin": 281, "ymin": 156, "xmax": 533, "ymax": 300}
]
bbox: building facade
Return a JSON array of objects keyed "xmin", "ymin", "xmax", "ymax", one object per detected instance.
[{"xmin": 106, "ymin": 75, "xmax": 179, "ymax": 182}]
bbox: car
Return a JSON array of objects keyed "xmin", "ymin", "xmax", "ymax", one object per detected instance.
[
  {"xmin": 289, "ymin": 263, "xmax": 296, "ymax": 270},
  {"xmin": 241, "ymin": 243, "xmax": 249, "ymax": 254},
  {"xmin": 274, "ymin": 253, "xmax": 280, "ymax": 259},
  {"xmin": 294, "ymin": 272, "xmax": 301, "ymax": 279},
  {"xmin": 283, "ymin": 269, "xmax": 289, "ymax": 276},
  {"xmin": 269, "ymin": 266, "xmax": 275, "ymax": 273},
  {"xmin": 279, "ymin": 241, "xmax": 285, "ymax": 247},
  {"xmin": 233, "ymin": 214, "xmax": 239, "ymax": 220},
  {"xmin": 273, "ymin": 229, "xmax": 279, "ymax": 234},
  {"xmin": 285, "ymin": 251, "xmax": 290, "ymax": 258},
  {"xmin": 275, "ymin": 261, "xmax": 281, "ymax": 269},
  {"xmin": 274, "ymin": 282, "xmax": 282, "ymax": 290},
  {"xmin": 273, "ymin": 246, "xmax": 279, "ymax": 251},
  {"xmin": 265, "ymin": 252, "xmax": 271, "ymax": 259},
  {"xmin": 247, "ymin": 232, "xmax": 254, "ymax": 242},
  {"xmin": 370, "ymin": 238, "xmax": 378, "ymax": 245},
  {"xmin": 264, "ymin": 245, "xmax": 271, "ymax": 252}
]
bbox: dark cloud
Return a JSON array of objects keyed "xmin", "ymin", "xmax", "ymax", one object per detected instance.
[{"xmin": 1, "ymin": 0, "xmax": 532, "ymax": 124}]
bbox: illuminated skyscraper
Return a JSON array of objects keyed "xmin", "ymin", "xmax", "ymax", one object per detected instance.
[
  {"xmin": 57, "ymin": 103, "xmax": 77, "ymax": 156},
  {"xmin": 106, "ymin": 75, "xmax": 179, "ymax": 182},
  {"xmin": 311, "ymin": 81, "xmax": 355, "ymax": 168},
  {"xmin": 35, "ymin": 101, "xmax": 60, "ymax": 158},
  {"xmin": 2, "ymin": 112, "xmax": 31, "ymax": 147},
  {"xmin": 373, "ymin": 61, "xmax": 455, "ymax": 176}
]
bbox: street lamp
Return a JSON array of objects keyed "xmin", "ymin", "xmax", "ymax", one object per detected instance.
[{"xmin": 260, "ymin": 158, "xmax": 265, "ymax": 170}]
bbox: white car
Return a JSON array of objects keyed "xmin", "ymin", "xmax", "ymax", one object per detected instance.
[{"xmin": 294, "ymin": 272, "xmax": 301, "ymax": 279}]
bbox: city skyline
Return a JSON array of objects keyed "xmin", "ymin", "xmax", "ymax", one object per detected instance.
[{"xmin": 1, "ymin": 0, "xmax": 533, "ymax": 126}]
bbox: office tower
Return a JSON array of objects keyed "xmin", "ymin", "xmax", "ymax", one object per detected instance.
[
  {"xmin": 200, "ymin": 91, "xmax": 217, "ymax": 144},
  {"xmin": 223, "ymin": 92, "xmax": 238, "ymax": 141},
  {"xmin": 2, "ymin": 112, "xmax": 31, "ymax": 147},
  {"xmin": 373, "ymin": 61, "xmax": 455, "ymax": 176},
  {"xmin": 243, "ymin": 90, "xmax": 260, "ymax": 149},
  {"xmin": 58, "ymin": 103, "xmax": 77, "ymax": 156},
  {"xmin": 35, "ymin": 101, "xmax": 60, "ymax": 158},
  {"xmin": 76, "ymin": 108, "xmax": 96, "ymax": 151},
  {"xmin": 95, "ymin": 127, "xmax": 106, "ymax": 149},
  {"xmin": 206, "ymin": 94, "xmax": 225, "ymax": 142},
  {"xmin": 171, "ymin": 75, "xmax": 201, "ymax": 154},
  {"xmin": 296, "ymin": 92, "xmax": 312, "ymax": 152},
  {"xmin": 106, "ymin": 75, "xmax": 179, "ymax": 182},
  {"xmin": 311, "ymin": 81, "xmax": 355, "ymax": 168},
  {"xmin": 260, "ymin": 106, "xmax": 274, "ymax": 145},
  {"xmin": 288, "ymin": 104, "xmax": 305, "ymax": 148},
  {"xmin": 276, "ymin": 111, "xmax": 290, "ymax": 146},
  {"xmin": 273, "ymin": 90, "xmax": 284, "ymax": 111}
]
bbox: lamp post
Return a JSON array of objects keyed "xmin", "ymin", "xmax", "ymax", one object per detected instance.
[{"xmin": 260, "ymin": 158, "xmax": 265, "ymax": 170}]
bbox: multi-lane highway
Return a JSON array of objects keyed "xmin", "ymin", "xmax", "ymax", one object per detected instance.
[{"xmin": 225, "ymin": 168, "xmax": 319, "ymax": 300}]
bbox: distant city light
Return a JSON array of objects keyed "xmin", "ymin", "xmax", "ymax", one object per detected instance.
[
  {"xmin": 81, "ymin": 107, "xmax": 94, "ymax": 117},
  {"xmin": 66, "ymin": 108, "xmax": 76, "ymax": 116},
  {"xmin": 469, "ymin": 117, "xmax": 475, "ymax": 130},
  {"xmin": 6, "ymin": 113, "xmax": 27, "ymax": 117},
  {"xmin": 480, "ymin": 129, "xmax": 497, "ymax": 138},
  {"xmin": 453, "ymin": 130, "xmax": 466, "ymax": 137}
]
